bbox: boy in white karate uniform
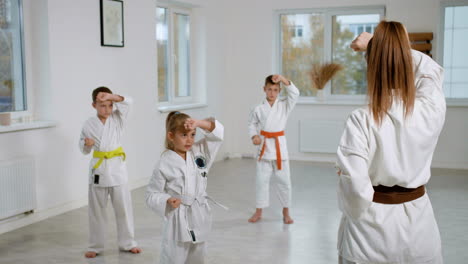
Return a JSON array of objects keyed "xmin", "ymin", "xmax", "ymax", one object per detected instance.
[
  {"xmin": 146, "ymin": 111, "xmax": 225, "ymax": 264},
  {"xmin": 247, "ymin": 74, "xmax": 299, "ymax": 224},
  {"xmin": 79, "ymin": 87, "xmax": 141, "ymax": 258},
  {"xmin": 336, "ymin": 22, "xmax": 445, "ymax": 264}
]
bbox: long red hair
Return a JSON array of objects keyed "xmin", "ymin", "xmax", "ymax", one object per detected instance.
[{"xmin": 366, "ymin": 21, "xmax": 415, "ymax": 125}]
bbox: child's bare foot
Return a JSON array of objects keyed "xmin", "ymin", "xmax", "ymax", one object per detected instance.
[
  {"xmin": 283, "ymin": 215, "xmax": 294, "ymax": 224},
  {"xmin": 129, "ymin": 247, "xmax": 142, "ymax": 254},
  {"xmin": 248, "ymin": 213, "xmax": 261, "ymax": 223},
  {"xmin": 85, "ymin": 251, "xmax": 97, "ymax": 258},
  {"xmin": 248, "ymin": 208, "xmax": 262, "ymax": 223},
  {"xmin": 283, "ymin": 208, "xmax": 294, "ymax": 224}
]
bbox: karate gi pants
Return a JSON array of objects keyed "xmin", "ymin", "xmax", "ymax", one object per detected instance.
[
  {"xmin": 256, "ymin": 159, "xmax": 291, "ymax": 208},
  {"xmin": 88, "ymin": 184, "xmax": 137, "ymax": 253},
  {"xmin": 160, "ymin": 239, "xmax": 206, "ymax": 264}
]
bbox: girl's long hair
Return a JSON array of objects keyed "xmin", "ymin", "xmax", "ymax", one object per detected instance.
[{"xmin": 366, "ymin": 21, "xmax": 415, "ymax": 125}]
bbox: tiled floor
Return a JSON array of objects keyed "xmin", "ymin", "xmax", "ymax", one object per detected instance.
[{"xmin": 0, "ymin": 159, "xmax": 467, "ymax": 264}]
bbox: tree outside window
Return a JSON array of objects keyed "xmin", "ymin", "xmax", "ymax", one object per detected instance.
[
  {"xmin": 156, "ymin": 6, "xmax": 191, "ymax": 104},
  {"xmin": 0, "ymin": 0, "xmax": 26, "ymax": 112},
  {"xmin": 279, "ymin": 9, "xmax": 383, "ymax": 99}
]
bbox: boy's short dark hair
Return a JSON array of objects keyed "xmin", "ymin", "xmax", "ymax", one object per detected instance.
[
  {"xmin": 92, "ymin": 86, "xmax": 113, "ymax": 102},
  {"xmin": 265, "ymin": 75, "xmax": 277, "ymax": 86}
]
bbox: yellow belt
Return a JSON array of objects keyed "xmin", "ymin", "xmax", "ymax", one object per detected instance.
[{"xmin": 92, "ymin": 147, "xmax": 126, "ymax": 169}]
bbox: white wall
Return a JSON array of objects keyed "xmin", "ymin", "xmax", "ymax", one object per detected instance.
[
  {"xmin": 1, "ymin": 0, "xmax": 466, "ymax": 233},
  {"xmin": 0, "ymin": 0, "xmax": 225, "ymax": 233},
  {"xmin": 213, "ymin": 0, "xmax": 468, "ymax": 169}
]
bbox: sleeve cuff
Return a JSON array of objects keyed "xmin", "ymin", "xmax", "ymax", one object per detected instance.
[
  {"xmin": 117, "ymin": 95, "xmax": 133, "ymax": 106},
  {"xmin": 285, "ymin": 81, "xmax": 300, "ymax": 94},
  {"xmin": 202, "ymin": 119, "xmax": 224, "ymax": 141}
]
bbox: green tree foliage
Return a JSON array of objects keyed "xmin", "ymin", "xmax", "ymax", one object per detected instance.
[
  {"xmin": 332, "ymin": 18, "xmax": 368, "ymax": 95},
  {"xmin": 281, "ymin": 14, "xmax": 370, "ymax": 97},
  {"xmin": 157, "ymin": 8, "xmax": 168, "ymax": 102},
  {"xmin": 281, "ymin": 14, "xmax": 323, "ymax": 97}
]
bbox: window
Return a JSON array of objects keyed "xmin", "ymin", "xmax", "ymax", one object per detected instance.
[
  {"xmin": 277, "ymin": 7, "xmax": 384, "ymax": 100},
  {"xmin": 290, "ymin": 25, "xmax": 304, "ymax": 37},
  {"xmin": 441, "ymin": 2, "xmax": 468, "ymax": 99},
  {"xmin": 332, "ymin": 14, "xmax": 379, "ymax": 95},
  {"xmin": 297, "ymin": 26, "xmax": 303, "ymax": 37},
  {"xmin": 280, "ymin": 13, "xmax": 324, "ymax": 97},
  {"xmin": 0, "ymin": 0, "xmax": 26, "ymax": 112},
  {"xmin": 156, "ymin": 6, "xmax": 191, "ymax": 104},
  {"xmin": 348, "ymin": 23, "xmax": 377, "ymax": 36}
]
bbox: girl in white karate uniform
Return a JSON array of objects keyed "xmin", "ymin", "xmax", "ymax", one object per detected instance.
[
  {"xmin": 146, "ymin": 111, "xmax": 224, "ymax": 264},
  {"xmin": 336, "ymin": 21, "xmax": 445, "ymax": 264}
]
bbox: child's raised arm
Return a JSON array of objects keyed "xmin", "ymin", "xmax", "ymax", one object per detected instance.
[
  {"xmin": 189, "ymin": 118, "xmax": 224, "ymax": 171},
  {"xmin": 273, "ymin": 74, "xmax": 299, "ymax": 113},
  {"xmin": 184, "ymin": 118, "xmax": 215, "ymax": 132},
  {"xmin": 113, "ymin": 95, "xmax": 132, "ymax": 121},
  {"xmin": 96, "ymin": 92, "xmax": 124, "ymax": 103},
  {"xmin": 272, "ymin": 74, "xmax": 290, "ymax": 86},
  {"xmin": 97, "ymin": 92, "xmax": 133, "ymax": 121}
]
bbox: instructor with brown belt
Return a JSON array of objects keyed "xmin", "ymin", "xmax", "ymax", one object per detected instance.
[{"xmin": 336, "ymin": 21, "xmax": 446, "ymax": 264}]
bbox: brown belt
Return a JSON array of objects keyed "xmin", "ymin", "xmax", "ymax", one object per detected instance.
[{"xmin": 372, "ymin": 185, "xmax": 425, "ymax": 204}]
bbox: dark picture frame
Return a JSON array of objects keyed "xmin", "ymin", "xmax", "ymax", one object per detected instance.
[{"xmin": 100, "ymin": 0, "xmax": 124, "ymax": 47}]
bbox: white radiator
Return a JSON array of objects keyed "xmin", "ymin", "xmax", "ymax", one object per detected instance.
[
  {"xmin": 0, "ymin": 157, "xmax": 36, "ymax": 220},
  {"xmin": 299, "ymin": 119, "xmax": 345, "ymax": 153}
]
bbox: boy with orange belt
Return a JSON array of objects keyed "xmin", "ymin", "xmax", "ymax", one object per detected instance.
[{"xmin": 247, "ymin": 74, "xmax": 299, "ymax": 224}]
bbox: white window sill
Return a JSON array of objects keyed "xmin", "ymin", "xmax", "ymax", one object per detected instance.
[
  {"xmin": 157, "ymin": 103, "xmax": 208, "ymax": 113},
  {"xmin": 0, "ymin": 120, "xmax": 57, "ymax": 133}
]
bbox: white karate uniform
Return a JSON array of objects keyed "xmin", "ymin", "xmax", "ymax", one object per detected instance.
[
  {"xmin": 248, "ymin": 82, "xmax": 299, "ymax": 208},
  {"xmin": 146, "ymin": 120, "xmax": 224, "ymax": 264},
  {"xmin": 79, "ymin": 96, "xmax": 137, "ymax": 253},
  {"xmin": 336, "ymin": 50, "xmax": 446, "ymax": 264}
]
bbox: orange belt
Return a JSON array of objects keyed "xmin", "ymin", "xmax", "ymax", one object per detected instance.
[{"xmin": 258, "ymin": 130, "xmax": 285, "ymax": 170}]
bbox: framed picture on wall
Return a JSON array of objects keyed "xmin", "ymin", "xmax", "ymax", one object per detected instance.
[{"xmin": 100, "ymin": 0, "xmax": 124, "ymax": 47}]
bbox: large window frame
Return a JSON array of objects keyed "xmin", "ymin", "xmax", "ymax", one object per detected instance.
[
  {"xmin": 156, "ymin": 4, "xmax": 193, "ymax": 108},
  {"xmin": 438, "ymin": 0, "xmax": 468, "ymax": 105},
  {"xmin": 0, "ymin": 0, "xmax": 27, "ymax": 113},
  {"xmin": 274, "ymin": 6, "xmax": 385, "ymax": 104}
]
